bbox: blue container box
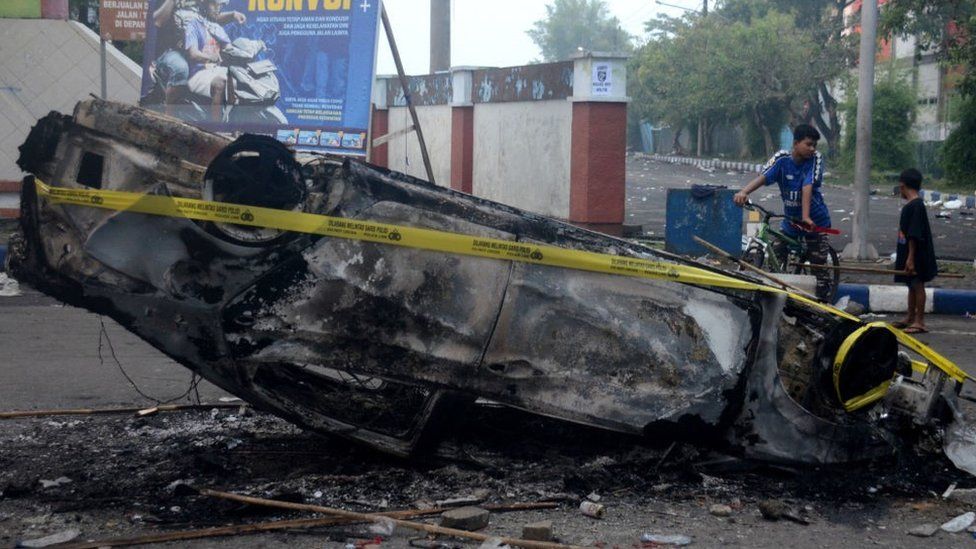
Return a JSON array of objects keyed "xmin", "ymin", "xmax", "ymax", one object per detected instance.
[{"xmin": 665, "ymin": 187, "xmax": 742, "ymax": 258}]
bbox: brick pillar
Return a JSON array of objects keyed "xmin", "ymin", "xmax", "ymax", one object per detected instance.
[
  {"xmin": 370, "ymin": 106, "xmax": 389, "ymax": 168},
  {"xmin": 570, "ymin": 102, "xmax": 626, "ymax": 227},
  {"xmin": 41, "ymin": 0, "xmax": 68, "ymax": 19},
  {"xmin": 449, "ymin": 68, "xmax": 475, "ymax": 193},
  {"xmin": 450, "ymin": 107, "xmax": 474, "ymax": 193},
  {"xmin": 569, "ymin": 52, "xmax": 629, "ymax": 235},
  {"xmin": 368, "ymin": 76, "xmax": 392, "ymax": 168}
]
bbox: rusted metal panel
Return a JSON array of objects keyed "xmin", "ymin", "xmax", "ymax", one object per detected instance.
[
  {"xmin": 387, "ymin": 74, "xmax": 453, "ymax": 107},
  {"xmin": 472, "ymin": 62, "xmax": 574, "ymax": 104}
]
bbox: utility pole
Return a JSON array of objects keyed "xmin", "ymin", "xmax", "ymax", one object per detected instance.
[
  {"xmin": 843, "ymin": 0, "xmax": 879, "ymax": 260},
  {"xmin": 697, "ymin": 0, "xmax": 707, "ymax": 156},
  {"xmin": 430, "ymin": 0, "xmax": 451, "ymax": 72}
]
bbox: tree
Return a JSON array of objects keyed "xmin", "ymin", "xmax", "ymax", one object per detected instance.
[
  {"xmin": 881, "ymin": 0, "xmax": 976, "ymax": 96},
  {"xmin": 527, "ymin": 0, "xmax": 632, "ymax": 62},
  {"xmin": 841, "ymin": 76, "xmax": 917, "ymax": 171},
  {"xmin": 717, "ymin": 0, "xmax": 858, "ymax": 158},
  {"xmin": 631, "ymin": 10, "xmax": 833, "ymax": 157},
  {"xmin": 940, "ymin": 97, "xmax": 976, "ymax": 187},
  {"xmin": 882, "ymin": 1, "xmax": 975, "ymax": 186}
]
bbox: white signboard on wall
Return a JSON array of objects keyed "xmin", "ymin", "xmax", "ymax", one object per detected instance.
[{"xmin": 592, "ymin": 63, "xmax": 612, "ymax": 96}]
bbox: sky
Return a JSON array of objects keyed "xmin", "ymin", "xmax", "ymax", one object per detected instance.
[{"xmin": 375, "ymin": 0, "xmax": 703, "ymax": 75}]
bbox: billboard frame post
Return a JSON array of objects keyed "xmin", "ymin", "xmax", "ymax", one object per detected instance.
[
  {"xmin": 100, "ymin": 37, "xmax": 107, "ymax": 99},
  {"xmin": 381, "ymin": 4, "xmax": 436, "ymax": 186}
]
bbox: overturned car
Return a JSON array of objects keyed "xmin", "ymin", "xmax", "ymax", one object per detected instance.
[{"xmin": 8, "ymin": 99, "xmax": 976, "ymax": 470}]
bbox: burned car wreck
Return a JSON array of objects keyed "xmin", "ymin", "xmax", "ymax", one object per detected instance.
[{"xmin": 8, "ymin": 99, "xmax": 976, "ymax": 471}]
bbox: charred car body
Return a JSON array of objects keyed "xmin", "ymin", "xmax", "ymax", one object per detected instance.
[{"xmin": 8, "ymin": 100, "xmax": 976, "ymax": 470}]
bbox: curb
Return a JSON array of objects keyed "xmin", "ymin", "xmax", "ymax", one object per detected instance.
[
  {"xmin": 837, "ymin": 283, "xmax": 976, "ymax": 315},
  {"xmin": 644, "ymin": 153, "xmax": 764, "ymax": 174},
  {"xmin": 920, "ymin": 189, "xmax": 976, "ymax": 209}
]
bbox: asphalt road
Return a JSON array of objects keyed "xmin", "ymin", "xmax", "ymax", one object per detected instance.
[
  {"xmin": 0, "ymin": 290, "xmax": 228, "ymax": 410},
  {"xmin": 626, "ymin": 156, "xmax": 976, "ymax": 261}
]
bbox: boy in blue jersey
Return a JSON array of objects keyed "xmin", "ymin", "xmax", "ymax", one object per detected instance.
[{"xmin": 733, "ymin": 124, "xmax": 833, "ymax": 299}]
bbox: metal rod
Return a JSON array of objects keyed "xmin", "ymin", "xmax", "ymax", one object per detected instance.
[
  {"xmin": 693, "ymin": 236, "xmax": 819, "ymax": 301},
  {"xmin": 381, "ymin": 5, "xmax": 437, "ymax": 186},
  {"xmin": 100, "ymin": 37, "xmax": 108, "ymax": 99}
]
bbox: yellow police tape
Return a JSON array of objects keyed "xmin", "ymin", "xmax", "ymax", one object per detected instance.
[{"xmin": 32, "ymin": 178, "xmax": 971, "ymax": 386}]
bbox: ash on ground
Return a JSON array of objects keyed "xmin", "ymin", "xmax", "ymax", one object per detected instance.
[{"xmin": 1, "ymin": 404, "xmax": 975, "ymax": 548}]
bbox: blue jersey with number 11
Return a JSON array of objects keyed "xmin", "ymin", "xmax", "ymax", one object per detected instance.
[{"xmin": 762, "ymin": 150, "xmax": 831, "ymax": 237}]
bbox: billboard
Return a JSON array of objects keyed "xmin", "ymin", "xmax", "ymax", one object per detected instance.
[
  {"xmin": 100, "ymin": 1, "xmax": 149, "ymax": 41},
  {"xmin": 140, "ymin": 0, "xmax": 380, "ymax": 156}
]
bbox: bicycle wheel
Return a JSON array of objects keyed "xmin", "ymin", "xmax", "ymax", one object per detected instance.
[
  {"xmin": 792, "ymin": 243, "xmax": 840, "ymax": 303},
  {"xmin": 742, "ymin": 243, "xmax": 765, "ymax": 269}
]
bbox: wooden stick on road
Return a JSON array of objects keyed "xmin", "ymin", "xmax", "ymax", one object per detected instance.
[
  {"xmin": 58, "ymin": 501, "xmax": 559, "ymax": 549},
  {"xmin": 0, "ymin": 403, "xmax": 244, "ymax": 420},
  {"xmin": 198, "ymin": 488, "xmax": 584, "ymax": 549},
  {"xmin": 803, "ymin": 263, "xmax": 967, "ymax": 278},
  {"xmin": 692, "ymin": 236, "xmax": 820, "ymax": 301}
]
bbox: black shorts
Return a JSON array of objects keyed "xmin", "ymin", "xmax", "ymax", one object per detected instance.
[{"xmin": 895, "ymin": 275, "xmax": 933, "ymax": 287}]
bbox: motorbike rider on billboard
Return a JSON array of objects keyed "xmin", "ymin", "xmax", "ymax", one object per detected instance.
[
  {"xmin": 184, "ymin": 0, "xmax": 238, "ymax": 121},
  {"xmin": 149, "ymin": 0, "xmax": 245, "ymax": 117}
]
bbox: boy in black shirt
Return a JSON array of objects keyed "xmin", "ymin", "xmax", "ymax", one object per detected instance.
[{"xmin": 893, "ymin": 169, "xmax": 937, "ymax": 334}]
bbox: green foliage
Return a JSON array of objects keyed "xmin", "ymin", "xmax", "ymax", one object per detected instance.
[
  {"xmin": 881, "ymin": 0, "xmax": 976, "ymax": 97},
  {"xmin": 841, "ymin": 77, "xmax": 917, "ymax": 171},
  {"xmin": 631, "ymin": 8, "xmax": 844, "ymax": 157},
  {"xmin": 940, "ymin": 97, "xmax": 976, "ymax": 187},
  {"xmin": 527, "ymin": 0, "xmax": 632, "ymax": 62}
]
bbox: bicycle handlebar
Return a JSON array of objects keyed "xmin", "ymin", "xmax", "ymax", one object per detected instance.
[
  {"xmin": 742, "ymin": 201, "xmax": 784, "ymax": 219},
  {"xmin": 741, "ymin": 201, "xmax": 841, "ymax": 235}
]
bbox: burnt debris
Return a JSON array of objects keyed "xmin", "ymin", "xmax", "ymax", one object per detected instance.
[{"xmin": 7, "ymin": 99, "xmax": 975, "ymax": 472}]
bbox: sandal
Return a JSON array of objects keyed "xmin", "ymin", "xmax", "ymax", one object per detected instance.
[
  {"xmin": 891, "ymin": 321, "xmax": 909, "ymax": 329},
  {"xmin": 903, "ymin": 326, "xmax": 929, "ymax": 334}
]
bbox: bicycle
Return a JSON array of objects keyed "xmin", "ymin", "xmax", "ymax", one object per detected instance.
[{"xmin": 740, "ymin": 201, "xmax": 841, "ymax": 303}]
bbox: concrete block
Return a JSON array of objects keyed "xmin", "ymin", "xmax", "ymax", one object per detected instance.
[
  {"xmin": 522, "ymin": 520, "xmax": 553, "ymax": 541},
  {"xmin": 440, "ymin": 506, "xmax": 490, "ymax": 531},
  {"xmin": 773, "ymin": 274, "xmax": 817, "ymax": 295}
]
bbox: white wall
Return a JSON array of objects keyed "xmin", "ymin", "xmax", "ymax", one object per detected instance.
[
  {"xmin": 0, "ymin": 19, "xmax": 142, "ymax": 181},
  {"xmin": 386, "ymin": 105, "xmax": 452, "ymax": 187},
  {"xmin": 472, "ymin": 100, "xmax": 572, "ymax": 219}
]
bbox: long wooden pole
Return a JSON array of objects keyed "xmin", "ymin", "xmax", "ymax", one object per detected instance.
[
  {"xmin": 693, "ymin": 236, "xmax": 819, "ymax": 300},
  {"xmin": 59, "ymin": 501, "xmax": 558, "ymax": 549},
  {"xmin": 803, "ymin": 263, "xmax": 966, "ymax": 278},
  {"xmin": 0, "ymin": 403, "xmax": 243, "ymax": 420},
  {"xmin": 381, "ymin": 5, "xmax": 437, "ymax": 186},
  {"xmin": 198, "ymin": 488, "xmax": 583, "ymax": 549}
]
